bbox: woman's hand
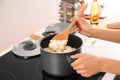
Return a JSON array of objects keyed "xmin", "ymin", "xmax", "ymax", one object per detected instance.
[
  {"xmin": 71, "ymin": 53, "xmax": 103, "ymax": 77},
  {"xmin": 73, "ymin": 16, "xmax": 94, "ymax": 37},
  {"xmin": 107, "ymin": 22, "xmax": 120, "ymax": 29}
]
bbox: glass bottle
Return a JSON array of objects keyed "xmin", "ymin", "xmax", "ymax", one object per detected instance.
[
  {"xmin": 84, "ymin": 0, "xmax": 100, "ymax": 46},
  {"xmin": 90, "ymin": 0, "xmax": 100, "ymax": 25}
]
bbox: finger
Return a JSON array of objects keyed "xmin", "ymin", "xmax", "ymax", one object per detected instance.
[
  {"xmin": 73, "ymin": 16, "xmax": 79, "ymax": 21},
  {"xmin": 71, "ymin": 57, "xmax": 83, "ymax": 67},
  {"xmin": 76, "ymin": 69, "xmax": 86, "ymax": 74},
  {"xmin": 74, "ymin": 27, "xmax": 80, "ymax": 33},
  {"xmin": 76, "ymin": 70, "xmax": 92, "ymax": 77},
  {"xmin": 71, "ymin": 54, "xmax": 88, "ymax": 67},
  {"xmin": 70, "ymin": 17, "xmax": 74, "ymax": 22},
  {"xmin": 73, "ymin": 64, "xmax": 84, "ymax": 70},
  {"xmin": 81, "ymin": 73, "xmax": 91, "ymax": 77},
  {"xmin": 74, "ymin": 29, "xmax": 80, "ymax": 33},
  {"xmin": 71, "ymin": 16, "xmax": 79, "ymax": 22},
  {"xmin": 79, "ymin": 18, "xmax": 90, "ymax": 26},
  {"xmin": 70, "ymin": 53, "xmax": 81, "ymax": 59},
  {"xmin": 71, "ymin": 53, "xmax": 86, "ymax": 59},
  {"xmin": 71, "ymin": 59, "xmax": 81, "ymax": 67}
]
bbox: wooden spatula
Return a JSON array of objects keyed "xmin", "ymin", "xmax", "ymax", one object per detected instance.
[{"xmin": 51, "ymin": 3, "xmax": 88, "ymax": 40}]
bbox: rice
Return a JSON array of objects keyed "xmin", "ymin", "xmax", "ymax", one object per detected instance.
[{"xmin": 44, "ymin": 40, "xmax": 76, "ymax": 53}]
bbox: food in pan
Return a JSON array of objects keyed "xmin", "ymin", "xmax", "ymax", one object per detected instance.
[{"xmin": 44, "ymin": 40, "xmax": 76, "ymax": 53}]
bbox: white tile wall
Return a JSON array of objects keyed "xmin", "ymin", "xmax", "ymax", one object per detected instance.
[{"xmin": 0, "ymin": 0, "xmax": 60, "ymax": 52}]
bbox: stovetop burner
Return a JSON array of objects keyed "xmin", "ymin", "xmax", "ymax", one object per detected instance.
[
  {"xmin": 36, "ymin": 60, "xmax": 84, "ymax": 80},
  {"xmin": 0, "ymin": 51, "xmax": 105, "ymax": 80},
  {"xmin": 0, "ymin": 70, "xmax": 16, "ymax": 80},
  {"xmin": 42, "ymin": 70, "xmax": 83, "ymax": 80}
]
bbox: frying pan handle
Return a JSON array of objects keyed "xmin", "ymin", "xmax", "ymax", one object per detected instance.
[{"xmin": 42, "ymin": 31, "xmax": 56, "ymax": 37}]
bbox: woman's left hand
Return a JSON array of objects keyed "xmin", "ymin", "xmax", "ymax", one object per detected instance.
[
  {"xmin": 107, "ymin": 22, "xmax": 120, "ymax": 29},
  {"xmin": 71, "ymin": 53, "xmax": 103, "ymax": 77}
]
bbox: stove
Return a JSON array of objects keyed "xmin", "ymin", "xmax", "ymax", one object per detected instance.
[
  {"xmin": 0, "ymin": 50, "xmax": 106, "ymax": 80},
  {"xmin": 0, "ymin": 33, "xmax": 106, "ymax": 80}
]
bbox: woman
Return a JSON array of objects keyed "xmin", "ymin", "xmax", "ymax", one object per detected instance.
[{"xmin": 71, "ymin": 16, "xmax": 120, "ymax": 77}]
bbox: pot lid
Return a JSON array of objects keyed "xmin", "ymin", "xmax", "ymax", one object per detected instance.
[
  {"xmin": 12, "ymin": 39, "xmax": 40, "ymax": 59},
  {"xmin": 44, "ymin": 23, "xmax": 75, "ymax": 36}
]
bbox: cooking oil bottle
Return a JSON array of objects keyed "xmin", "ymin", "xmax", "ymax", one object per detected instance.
[
  {"xmin": 90, "ymin": 0, "xmax": 100, "ymax": 25},
  {"xmin": 84, "ymin": 0, "xmax": 100, "ymax": 46}
]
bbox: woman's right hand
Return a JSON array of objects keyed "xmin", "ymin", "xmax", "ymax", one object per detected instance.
[
  {"xmin": 70, "ymin": 53, "xmax": 103, "ymax": 77},
  {"xmin": 73, "ymin": 16, "xmax": 94, "ymax": 37}
]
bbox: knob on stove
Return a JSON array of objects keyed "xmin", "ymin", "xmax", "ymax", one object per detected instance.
[{"xmin": 0, "ymin": 70, "xmax": 16, "ymax": 80}]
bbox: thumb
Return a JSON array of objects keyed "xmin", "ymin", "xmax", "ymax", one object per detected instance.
[{"xmin": 70, "ymin": 53, "xmax": 81, "ymax": 59}]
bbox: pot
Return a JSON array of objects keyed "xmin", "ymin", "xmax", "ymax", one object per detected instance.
[{"xmin": 40, "ymin": 34, "xmax": 83, "ymax": 77}]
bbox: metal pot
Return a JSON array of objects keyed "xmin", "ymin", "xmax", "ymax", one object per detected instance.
[{"xmin": 40, "ymin": 34, "xmax": 83, "ymax": 77}]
